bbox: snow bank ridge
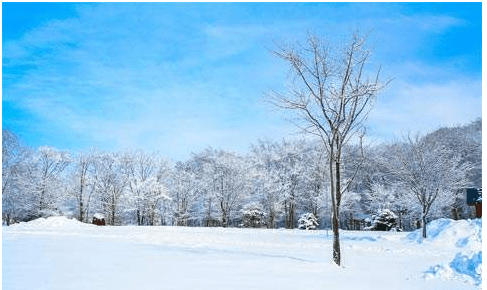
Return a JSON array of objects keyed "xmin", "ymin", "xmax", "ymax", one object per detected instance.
[
  {"xmin": 414, "ymin": 218, "xmax": 482, "ymax": 286},
  {"xmin": 424, "ymin": 251, "xmax": 482, "ymax": 286},
  {"xmin": 11, "ymin": 216, "xmax": 95, "ymax": 228},
  {"xmin": 406, "ymin": 218, "xmax": 481, "ymax": 250}
]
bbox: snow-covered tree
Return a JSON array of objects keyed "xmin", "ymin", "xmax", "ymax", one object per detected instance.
[
  {"xmin": 340, "ymin": 190, "xmax": 363, "ymax": 229},
  {"xmin": 242, "ymin": 203, "xmax": 266, "ymax": 228},
  {"xmin": 300, "ymin": 142, "xmax": 329, "ymax": 228},
  {"xmin": 241, "ymin": 203, "xmax": 267, "ymax": 228},
  {"xmin": 419, "ymin": 120, "xmax": 482, "ymax": 219},
  {"xmin": 92, "ymin": 153, "xmax": 127, "ymax": 225},
  {"xmin": 388, "ymin": 134, "xmax": 472, "ymax": 238},
  {"xmin": 365, "ymin": 209, "xmax": 398, "ymax": 231},
  {"xmin": 249, "ymin": 140, "xmax": 285, "ymax": 228},
  {"xmin": 2, "ymin": 129, "xmax": 34, "ymax": 224},
  {"xmin": 278, "ymin": 140, "xmax": 307, "ymax": 229},
  {"xmin": 199, "ymin": 148, "xmax": 248, "ymax": 227},
  {"xmin": 139, "ymin": 176, "xmax": 170, "ymax": 225},
  {"xmin": 122, "ymin": 151, "xmax": 165, "ymax": 225},
  {"xmin": 2, "ymin": 117, "xmax": 480, "ymax": 231},
  {"xmin": 31, "ymin": 146, "xmax": 71, "ymax": 217},
  {"xmin": 367, "ymin": 183, "xmax": 395, "ymax": 212},
  {"xmin": 68, "ymin": 149, "xmax": 98, "ymax": 222},
  {"xmin": 250, "ymin": 139, "xmax": 311, "ymax": 229},
  {"xmin": 298, "ymin": 213, "xmax": 319, "ymax": 230},
  {"xmin": 169, "ymin": 160, "xmax": 202, "ymax": 226}
]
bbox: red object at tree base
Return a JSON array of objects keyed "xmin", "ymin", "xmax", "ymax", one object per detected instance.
[{"xmin": 475, "ymin": 204, "xmax": 482, "ymax": 218}]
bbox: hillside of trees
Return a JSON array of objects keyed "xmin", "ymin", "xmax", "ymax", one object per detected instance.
[{"xmin": 2, "ymin": 119, "xmax": 481, "ymax": 230}]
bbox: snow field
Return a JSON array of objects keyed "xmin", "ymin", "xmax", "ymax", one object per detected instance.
[{"xmin": 3, "ymin": 217, "xmax": 482, "ymax": 290}]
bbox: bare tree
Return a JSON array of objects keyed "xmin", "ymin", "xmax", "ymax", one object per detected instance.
[
  {"xmin": 270, "ymin": 32, "xmax": 386, "ymax": 265},
  {"xmin": 389, "ymin": 134, "xmax": 472, "ymax": 239}
]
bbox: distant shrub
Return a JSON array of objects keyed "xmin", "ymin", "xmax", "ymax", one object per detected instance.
[
  {"xmin": 298, "ymin": 213, "xmax": 319, "ymax": 230},
  {"xmin": 365, "ymin": 209, "xmax": 399, "ymax": 231},
  {"xmin": 242, "ymin": 205, "xmax": 266, "ymax": 228}
]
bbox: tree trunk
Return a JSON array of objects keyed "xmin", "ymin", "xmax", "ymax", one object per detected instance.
[
  {"xmin": 111, "ymin": 195, "xmax": 116, "ymax": 226},
  {"xmin": 284, "ymin": 200, "xmax": 288, "ymax": 228},
  {"xmin": 332, "ymin": 208, "xmax": 340, "ymax": 265},
  {"xmin": 290, "ymin": 194, "xmax": 296, "ymax": 229},
  {"xmin": 79, "ymin": 171, "xmax": 86, "ymax": 222},
  {"xmin": 286, "ymin": 196, "xmax": 296, "ymax": 229},
  {"xmin": 329, "ymin": 151, "xmax": 341, "ymax": 266},
  {"xmin": 39, "ymin": 187, "xmax": 46, "ymax": 211},
  {"xmin": 397, "ymin": 209, "xmax": 402, "ymax": 230},
  {"xmin": 334, "ymin": 158, "xmax": 341, "ymax": 265},
  {"xmin": 221, "ymin": 201, "xmax": 227, "ymax": 227},
  {"xmin": 422, "ymin": 211, "xmax": 427, "ymax": 239},
  {"xmin": 268, "ymin": 211, "xmax": 274, "ymax": 229},
  {"xmin": 79, "ymin": 200, "xmax": 84, "ymax": 222},
  {"xmin": 205, "ymin": 197, "xmax": 212, "ymax": 227}
]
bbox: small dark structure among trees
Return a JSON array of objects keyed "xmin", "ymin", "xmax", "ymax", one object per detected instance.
[
  {"xmin": 466, "ymin": 188, "xmax": 482, "ymax": 218},
  {"xmin": 92, "ymin": 213, "xmax": 106, "ymax": 226}
]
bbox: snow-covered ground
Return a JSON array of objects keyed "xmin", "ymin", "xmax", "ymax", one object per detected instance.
[{"xmin": 3, "ymin": 217, "xmax": 481, "ymax": 290}]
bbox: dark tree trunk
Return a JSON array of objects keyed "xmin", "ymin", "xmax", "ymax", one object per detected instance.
[
  {"xmin": 79, "ymin": 200, "xmax": 84, "ymax": 222},
  {"xmin": 221, "ymin": 201, "xmax": 228, "ymax": 227},
  {"xmin": 39, "ymin": 188, "xmax": 46, "ymax": 211},
  {"xmin": 332, "ymin": 209, "xmax": 340, "ymax": 265},
  {"xmin": 422, "ymin": 211, "xmax": 427, "ymax": 239},
  {"xmin": 333, "ymin": 159, "xmax": 341, "ymax": 265},
  {"xmin": 285, "ymin": 196, "xmax": 296, "ymax": 229},
  {"xmin": 268, "ymin": 210, "xmax": 275, "ymax": 229}
]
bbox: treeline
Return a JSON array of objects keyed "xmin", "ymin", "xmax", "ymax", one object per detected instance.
[{"xmin": 2, "ymin": 119, "xmax": 481, "ymax": 230}]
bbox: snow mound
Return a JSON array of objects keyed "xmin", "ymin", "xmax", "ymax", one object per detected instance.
[
  {"xmin": 450, "ymin": 251, "xmax": 482, "ymax": 284},
  {"xmin": 12, "ymin": 216, "xmax": 95, "ymax": 228},
  {"xmin": 93, "ymin": 213, "xmax": 105, "ymax": 219},
  {"xmin": 414, "ymin": 218, "xmax": 482, "ymax": 286},
  {"xmin": 406, "ymin": 218, "xmax": 482, "ymax": 250},
  {"xmin": 424, "ymin": 251, "xmax": 482, "ymax": 286}
]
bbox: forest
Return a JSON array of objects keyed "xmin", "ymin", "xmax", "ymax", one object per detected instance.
[{"xmin": 2, "ymin": 118, "xmax": 481, "ymax": 231}]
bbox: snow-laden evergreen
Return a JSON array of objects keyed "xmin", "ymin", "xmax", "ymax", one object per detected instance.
[
  {"xmin": 365, "ymin": 209, "xmax": 399, "ymax": 231},
  {"xmin": 298, "ymin": 213, "xmax": 319, "ymax": 230},
  {"xmin": 241, "ymin": 203, "xmax": 267, "ymax": 228}
]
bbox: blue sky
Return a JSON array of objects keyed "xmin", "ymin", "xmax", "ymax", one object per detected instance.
[{"xmin": 2, "ymin": 2, "xmax": 482, "ymax": 160}]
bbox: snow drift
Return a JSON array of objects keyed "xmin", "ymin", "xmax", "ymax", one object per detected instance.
[
  {"xmin": 424, "ymin": 251, "xmax": 482, "ymax": 286},
  {"xmin": 406, "ymin": 218, "xmax": 481, "ymax": 250},
  {"xmin": 11, "ymin": 216, "xmax": 95, "ymax": 228},
  {"xmin": 407, "ymin": 218, "xmax": 482, "ymax": 286}
]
